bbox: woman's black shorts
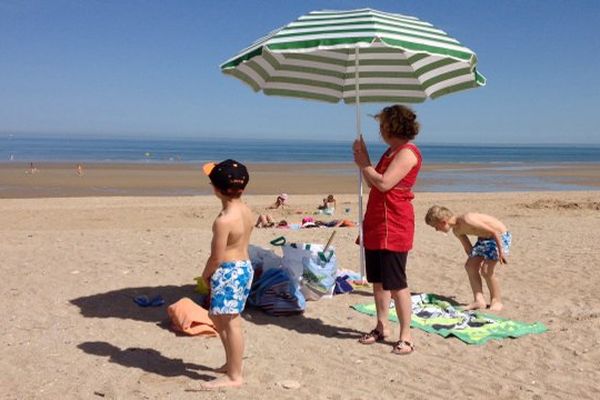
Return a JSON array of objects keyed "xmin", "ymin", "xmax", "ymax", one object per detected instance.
[{"xmin": 365, "ymin": 249, "xmax": 408, "ymax": 290}]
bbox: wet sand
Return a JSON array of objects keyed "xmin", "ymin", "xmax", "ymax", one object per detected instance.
[{"xmin": 1, "ymin": 162, "xmax": 598, "ymax": 198}]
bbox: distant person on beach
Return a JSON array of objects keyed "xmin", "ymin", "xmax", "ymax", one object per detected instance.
[
  {"xmin": 317, "ymin": 194, "xmax": 337, "ymax": 215},
  {"xmin": 352, "ymin": 105, "xmax": 422, "ymax": 355},
  {"xmin": 425, "ymin": 205, "xmax": 512, "ymax": 311},
  {"xmin": 200, "ymin": 159, "xmax": 254, "ymax": 389},
  {"xmin": 26, "ymin": 162, "xmax": 39, "ymax": 174},
  {"xmin": 255, "ymin": 214, "xmax": 275, "ymax": 228},
  {"xmin": 76, "ymin": 163, "xmax": 84, "ymax": 176},
  {"xmin": 267, "ymin": 193, "xmax": 288, "ymax": 209}
]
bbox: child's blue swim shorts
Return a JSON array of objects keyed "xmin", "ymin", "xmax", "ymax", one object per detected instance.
[
  {"xmin": 470, "ymin": 232, "xmax": 512, "ymax": 261},
  {"xmin": 209, "ymin": 260, "xmax": 253, "ymax": 315}
]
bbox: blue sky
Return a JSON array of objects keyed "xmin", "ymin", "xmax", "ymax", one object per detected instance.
[{"xmin": 1, "ymin": 0, "xmax": 599, "ymax": 144}]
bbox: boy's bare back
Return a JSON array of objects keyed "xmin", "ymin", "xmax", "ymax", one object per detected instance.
[
  {"xmin": 453, "ymin": 212, "xmax": 507, "ymax": 238},
  {"xmin": 214, "ymin": 201, "xmax": 254, "ymax": 261}
]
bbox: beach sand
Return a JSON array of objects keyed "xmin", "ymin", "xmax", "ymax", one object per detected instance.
[
  {"xmin": 1, "ymin": 186, "xmax": 599, "ymax": 399},
  {"xmin": 1, "ymin": 162, "xmax": 599, "ymax": 198}
]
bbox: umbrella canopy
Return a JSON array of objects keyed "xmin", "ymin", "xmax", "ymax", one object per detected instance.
[
  {"xmin": 221, "ymin": 8, "xmax": 485, "ymax": 278},
  {"xmin": 220, "ymin": 8, "xmax": 485, "ymax": 104}
]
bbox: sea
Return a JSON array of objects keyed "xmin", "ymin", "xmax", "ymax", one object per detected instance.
[{"xmin": 2, "ymin": 135, "xmax": 600, "ymax": 192}]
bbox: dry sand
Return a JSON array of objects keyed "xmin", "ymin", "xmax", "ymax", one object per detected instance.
[{"xmin": 1, "ymin": 190, "xmax": 599, "ymax": 399}]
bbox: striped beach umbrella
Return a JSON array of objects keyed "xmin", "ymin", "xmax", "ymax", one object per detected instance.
[
  {"xmin": 220, "ymin": 8, "xmax": 485, "ymax": 104},
  {"xmin": 221, "ymin": 8, "xmax": 485, "ymax": 277}
]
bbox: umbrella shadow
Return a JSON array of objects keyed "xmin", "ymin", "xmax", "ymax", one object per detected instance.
[
  {"xmin": 77, "ymin": 341, "xmax": 214, "ymax": 380},
  {"xmin": 243, "ymin": 306, "xmax": 364, "ymax": 340},
  {"xmin": 70, "ymin": 284, "xmax": 197, "ymax": 323}
]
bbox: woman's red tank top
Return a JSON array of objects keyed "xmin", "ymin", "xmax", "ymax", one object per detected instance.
[{"xmin": 363, "ymin": 142, "xmax": 422, "ymax": 252}]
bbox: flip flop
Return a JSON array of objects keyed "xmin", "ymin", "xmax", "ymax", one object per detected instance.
[
  {"xmin": 391, "ymin": 340, "xmax": 415, "ymax": 355},
  {"xmin": 133, "ymin": 295, "xmax": 165, "ymax": 307},
  {"xmin": 358, "ymin": 329, "xmax": 386, "ymax": 344}
]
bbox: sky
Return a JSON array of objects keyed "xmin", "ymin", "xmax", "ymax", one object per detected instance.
[{"xmin": 1, "ymin": 0, "xmax": 599, "ymax": 145}]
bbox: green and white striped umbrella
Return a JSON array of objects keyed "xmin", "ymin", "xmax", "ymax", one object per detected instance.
[
  {"xmin": 221, "ymin": 8, "xmax": 485, "ymax": 278},
  {"xmin": 220, "ymin": 8, "xmax": 485, "ymax": 104}
]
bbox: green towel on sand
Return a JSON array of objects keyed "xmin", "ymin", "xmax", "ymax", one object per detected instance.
[{"xmin": 351, "ymin": 293, "xmax": 547, "ymax": 345}]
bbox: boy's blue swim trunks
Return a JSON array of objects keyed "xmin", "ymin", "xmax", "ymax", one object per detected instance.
[
  {"xmin": 470, "ymin": 232, "xmax": 512, "ymax": 261},
  {"xmin": 209, "ymin": 260, "xmax": 253, "ymax": 315}
]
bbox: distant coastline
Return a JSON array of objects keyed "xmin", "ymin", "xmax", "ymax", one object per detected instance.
[
  {"xmin": 0, "ymin": 161, "xmax": 598, "ymax": 199},
  {"xmin": 2, "ymin": 135, "xmax": 600, "ymax": 165}
]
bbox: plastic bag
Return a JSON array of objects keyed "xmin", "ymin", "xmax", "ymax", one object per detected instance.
[{"xmin": 271, "ymin": 236, "xmax": 337, "ymax": 301}]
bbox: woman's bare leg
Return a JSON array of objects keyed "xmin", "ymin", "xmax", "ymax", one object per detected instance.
[
  {"xmin": 390, "ymin": 287, "xmax": 412, "ymax": 343},
  {"xmin": 373, "ymin": 283, "xmax": 392, "ymax": 337}
]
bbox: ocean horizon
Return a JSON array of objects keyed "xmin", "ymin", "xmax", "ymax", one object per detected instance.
[
  {"xmin": 2, "ymin": 135, "xmax": 599, "ymax": 193},
  {"xmin": 2, "ymin": 134, "xmax": 600, "ymax": 164}
]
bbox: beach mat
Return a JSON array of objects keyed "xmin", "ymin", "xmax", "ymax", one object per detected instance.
[{"xmin": 351, "ymin": 293, "xmax": 548, "ymax": 345}]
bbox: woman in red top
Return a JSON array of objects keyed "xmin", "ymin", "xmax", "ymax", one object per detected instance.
[{"xmin": 352, "ymin": 105, "xmax": 422, "ymax": 355}]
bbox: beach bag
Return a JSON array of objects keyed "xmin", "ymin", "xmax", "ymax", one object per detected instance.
[
  {"xmin": 247, "ymin": 267, "xmax": 306, "ymax": 315},
  {"xmin": 248, "ymin": 244, "xmax": 282, "ymax": 271},
  {"xmin": 270, "ymin": 236, "xmax": 337, "ymax": 301}
]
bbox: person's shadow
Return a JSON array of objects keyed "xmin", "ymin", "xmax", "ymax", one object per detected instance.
[
  {"xmin": 70, "ymin": 284, "xmax": 197, "ymax": 324},
  {"xmin": 70, "ymin": 283, "xmax": 364, "ymax": 340},
  {"xmin": 77, "ymin": 341, "xmax": 214, "ymax": 380}
]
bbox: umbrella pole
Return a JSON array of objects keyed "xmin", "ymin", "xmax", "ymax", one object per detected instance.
[{"xmin": 354, "ymin": 46, "xmax": 366, "ymax": 281}]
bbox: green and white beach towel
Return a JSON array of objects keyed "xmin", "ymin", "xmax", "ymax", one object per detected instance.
[{"xmin": 352, "ymin": 293, "xmax": 547, "ymax": 345}]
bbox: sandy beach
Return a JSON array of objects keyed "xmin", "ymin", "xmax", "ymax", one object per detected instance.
[
  {"xmin": 1, "ymin": 162, "xmax": 599, "ymax": 198},
  {"xmin": 1, "ymin": 179, "xmax": 599, "ymax": 399}
]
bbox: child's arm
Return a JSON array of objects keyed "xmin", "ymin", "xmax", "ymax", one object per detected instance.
[
  {"xmin": 201, "ymin": 217, "xmax": 229, "ymax": 282},
  {"xmin": 454, "ymin": 233, "xmax": 473, "ymax": 256}
]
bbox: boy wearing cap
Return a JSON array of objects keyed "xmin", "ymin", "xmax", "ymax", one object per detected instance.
[{"xmin": 201, "ymin": 159, "xmax": 254, "ymax": 389}]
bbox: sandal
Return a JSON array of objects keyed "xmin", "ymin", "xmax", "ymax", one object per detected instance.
[
  {"xmin": 358, "ymin": 329, "xmax": 386, "ymax": 344},
  {"xmin": 392, "ymin": 340, "xmax": 415, "ymax": 355}
]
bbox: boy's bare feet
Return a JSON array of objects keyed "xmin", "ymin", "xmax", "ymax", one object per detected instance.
[
  {"xmin": 464, "ymin": 301, "xmax": 486, "ymax": 310},
  {"xmin": 489, "ymin": 300, "xmax": 503, "ymax": 311},
  {"xmin": 201, "ymin": 376, "xmax": 243, "ymax": 390}
]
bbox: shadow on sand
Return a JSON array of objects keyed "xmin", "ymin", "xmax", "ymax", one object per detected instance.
[
  {"xmin": 243, "ymin": 306, "xmax": 364, "ymax": 340},
  {"xmin": 70, "ymin": 284, "xmax": 197, "ymax": 323},
  {"xmin": 70, "ymin": 283, "xmax": 365, "ymax": 340},
  {"xmin": 77, "ymin": 341, "xmax": 215, "ymax": 380}
]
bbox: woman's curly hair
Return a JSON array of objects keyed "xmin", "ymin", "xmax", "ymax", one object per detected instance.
[{"xmin": 375, "ymin": 105, "xmax": 420, "ymax": 140}]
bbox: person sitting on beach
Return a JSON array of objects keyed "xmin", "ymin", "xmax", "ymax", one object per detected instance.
[
  {"xmin": 267, "ymin": 193, "xmax": 288, "ymax": 209},
  {"xmin": 255, "ymin": 214, "xmax": 275, "ymax": 228},
  {"xmin": 425, "ymin": 205, "xmax": 512, "ymax": 311},
  {"xmin": 316, "ymin": 194, "xmax": 337, "ymax": 215},
  {"xmin": 201, "ymin": 159, "xmax": 254, "ymax": 389},
  {"xmin": 26, "ymin": 162, "xmax": 39, "ymax": 174}
]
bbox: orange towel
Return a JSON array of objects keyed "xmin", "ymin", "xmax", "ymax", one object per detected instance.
[{"xmin": 167, "ymin": 297, "xmax": 218, "ymax": 336}]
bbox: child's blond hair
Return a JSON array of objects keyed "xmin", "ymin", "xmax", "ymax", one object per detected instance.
[{"xmin": 425, "ymin": 205, "xmax": 454, "ymax": 226}]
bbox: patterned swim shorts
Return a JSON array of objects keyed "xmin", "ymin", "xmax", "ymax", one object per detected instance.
[
  {"xmin": 209, "ymin": 260, "xmax": 254, "ymax": 315},
  {"xmin": 470, "ymin": 232, "xmax": 512, "ymax": 261}
]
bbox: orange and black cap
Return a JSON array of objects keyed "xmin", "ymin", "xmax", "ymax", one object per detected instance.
[{"xmin": 203, "ymin": 159, "xmax": 249, "ymax": 193}]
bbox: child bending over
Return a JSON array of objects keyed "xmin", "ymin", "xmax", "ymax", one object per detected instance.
[
  {"xmin": 201, "ymin": 159, "xmax": 254, "ymax": 389},
  {"xmin": 425, "ymin": 205, "xmax": 512, "ymax": 311}
]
